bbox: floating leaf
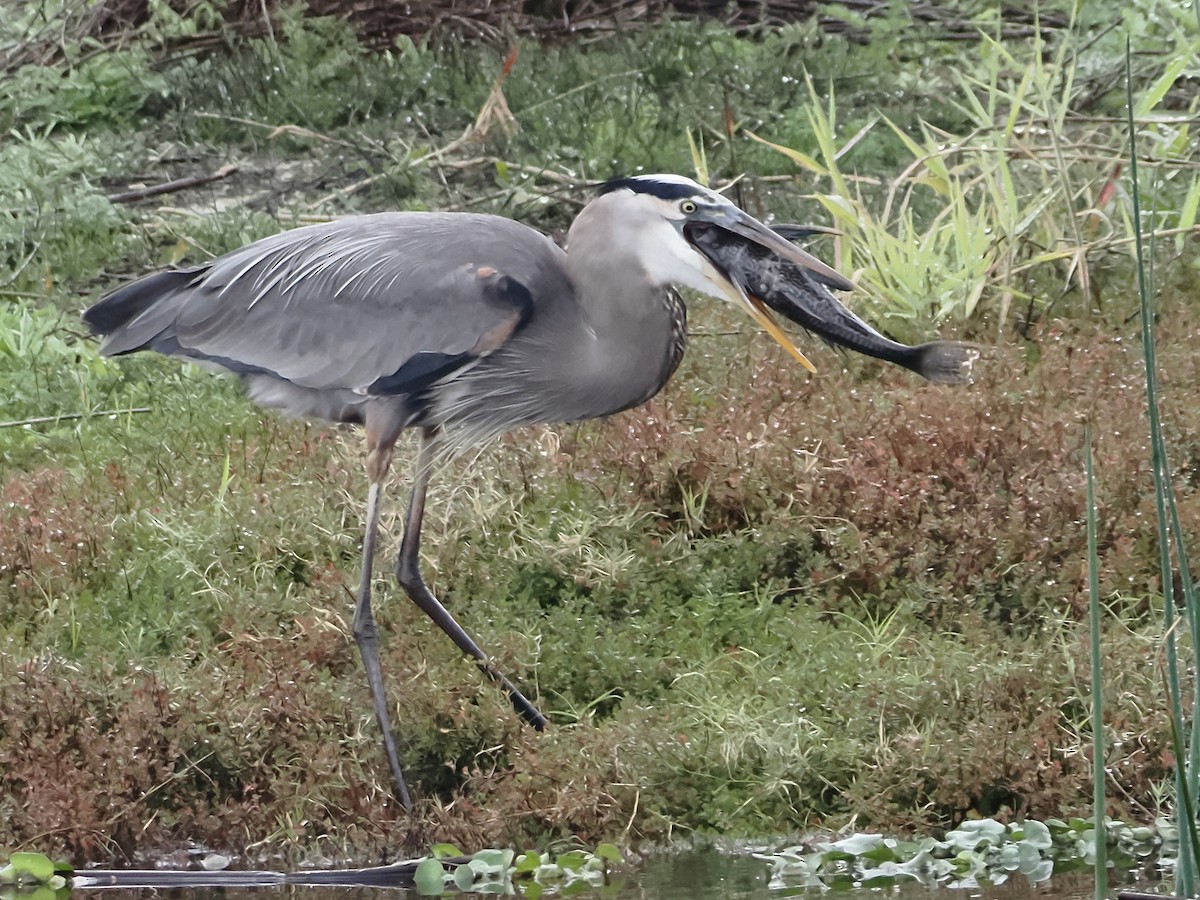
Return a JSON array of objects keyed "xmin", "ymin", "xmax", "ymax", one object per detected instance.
[
  {"xmin": 945, "ymin": 819, "xmax": 1005, "ymax": 850},
  {"xmin": 829, "ymin": 833, "xmax": 886, "ymax": 855},
  {"xmin": 1028, "ymin": 859, "xmax": 1054, "ymax": 882},
  {"xmin": 997, "ymin": 844, "xmax": 1022, "ymax": 871},
  {"xmin": 1015, "ymin": 843, "xmax": 1044, "ymax": 875},
  {"xmin": 470, "ymin": 849, "xmax": 514, "ymax": 874},
  {"xmin": 413, "ymin": 858, "xmax": 447, "ymax": 895},
  {"xmin": 820, "ymin": 850, "xmax": 857, "ymax": 864},
  {"xmin": 11, "ymin": 853, "xmax": 55, "ymax": 883},
  {"xmin": 1013, "ymin": 819, "xmax": 1053, "ymax": 850},
  {"xmin": 453, "ymin": 863, "xmax": 477, "ymax": 891}
]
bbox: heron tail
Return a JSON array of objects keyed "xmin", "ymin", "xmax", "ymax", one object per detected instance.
[{"xmin": 82, "ymin": 269, "xmax": 199, "ymax": 355}]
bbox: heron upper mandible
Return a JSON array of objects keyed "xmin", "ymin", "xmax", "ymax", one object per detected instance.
[{"xmin": 84, "ymin": 174, "xmax": 974, "ymax": 808}]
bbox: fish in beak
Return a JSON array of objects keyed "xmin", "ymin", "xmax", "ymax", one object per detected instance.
[{"xmin": 684, "ymin": 212, "xmax": 978, "ymax": 385}]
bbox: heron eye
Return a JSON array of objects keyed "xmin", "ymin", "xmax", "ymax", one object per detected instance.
[{"xmin": 679, "ymin": 200, "xmax": 698, "ymax": 214}]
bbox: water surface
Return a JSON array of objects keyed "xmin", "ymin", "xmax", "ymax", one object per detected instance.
[{"xmin": 75, "ymin": 848, "xmax": 1170, "ymax": 900}]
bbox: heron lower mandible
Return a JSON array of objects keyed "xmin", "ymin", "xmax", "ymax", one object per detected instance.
[{"xmin": 84, "ymin": 174, "xmax": 975, "ymax": 808}]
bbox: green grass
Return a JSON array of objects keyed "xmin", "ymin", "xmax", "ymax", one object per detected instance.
[{"xmin": 1, "ymin": 0, "xmax": 1199, "ymax": 865}]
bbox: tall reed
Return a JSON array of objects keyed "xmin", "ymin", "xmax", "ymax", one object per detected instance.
[{"xmin": 1124, "ymin": 38, "xmax": 1200, "ymax": 898}]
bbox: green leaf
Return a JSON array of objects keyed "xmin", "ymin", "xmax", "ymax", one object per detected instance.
[
  {"xmin": 743, "ymin": 129, "xmax": 827, "ymax": 176},
  {"xmin": 430, "ymin": 843, "xmax": 462, "ymax": 859},
  {"xmin": 514, "ymin": 851, "xmax": 541, "ymax": 874},
  {"xmin": 1134, "ymin": 54, "xmax": 1191, "ymax": 118},
  {"xmin": 827, "ymin": 873, "xmax": 856, "ymax": 890},
  {"xmin": 1178, "ymin": 173, "xmax": 1200, "ymax": 233},
  {"xmin": 860, "ymin": 845, "xmax": 898, "ymax": 864},
  {"xmin": 25, "ymin": 886, "xmax": 62, "ymax": 900},
  {"xmin": 860, "ymin": 874, "xmax": 898, "ymax": 888},
  {"xmin": 555, "ymin": 851, "xmax": 587, "ymax": 871},
  {"xmin": 413, "ymin": 858, "xmax": 447, "ymax": 895},
  {"xmin": 11, "ymin": 854, "xmax": 55, "ymax": 883},
  {"xmin": 1045, "ymin": 818, "xmax": 1071, "ymax": 835},
  {"xmin": 594, "ymin": 843, "xmax": 622, "ymax": 863}
]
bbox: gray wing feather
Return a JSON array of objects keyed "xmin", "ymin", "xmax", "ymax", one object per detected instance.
[{"xmin": 96, "ymin": 212, "xmax": 562, "ymax": 393}]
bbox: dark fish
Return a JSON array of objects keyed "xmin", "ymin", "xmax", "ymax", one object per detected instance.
[{"xmin": 687, "ymin": 222, "xmax": 978, "ymax": 385}]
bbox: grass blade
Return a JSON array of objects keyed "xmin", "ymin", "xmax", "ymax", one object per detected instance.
[
  {"xmin": 742, "ymin": 129, "xmax": 826, "ymax": 176},
  {"xmin": 1171, "ymin": 716, "xmax": 1200, "ymax": 896}
]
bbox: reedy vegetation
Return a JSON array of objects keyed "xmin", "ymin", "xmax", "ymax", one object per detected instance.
[{"xmin": 1, "ymin": 0, "xmax": 1198, "ymax": 864}]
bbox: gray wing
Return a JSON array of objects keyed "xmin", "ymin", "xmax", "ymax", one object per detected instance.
[{"xmin": 85, "ymin": 212, "xmax": 562, "ymax": 396}]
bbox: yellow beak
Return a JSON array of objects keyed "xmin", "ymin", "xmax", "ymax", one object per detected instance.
[{"xmin": 703, "ymin": 259, "xmax": 818, "ymax": 374}]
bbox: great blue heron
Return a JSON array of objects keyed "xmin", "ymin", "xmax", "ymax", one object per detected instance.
[{"xmin": 83, "ymin": 174, "xmax": 974, "ymax": 808}]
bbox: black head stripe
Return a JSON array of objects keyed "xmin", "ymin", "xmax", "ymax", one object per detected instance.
[{"xmin": 597, "ymin": 177, "xmax": 700, "ymax": 201}]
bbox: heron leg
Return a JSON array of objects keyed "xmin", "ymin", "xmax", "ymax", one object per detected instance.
[
  {"xmin": 397, "ymin": 427, "xmax": 548, "ymax": 731},
  {"xmin": 353, "ymin": 434, "xmax": 413, "ymax": 809}
]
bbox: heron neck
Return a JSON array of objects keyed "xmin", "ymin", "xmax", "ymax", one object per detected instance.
[{"xmin": 557, "ymin": 244, "xmax": 682, "ymax": 416}]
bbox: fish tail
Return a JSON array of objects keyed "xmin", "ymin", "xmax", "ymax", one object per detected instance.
[{"xmin": 907, "ymin": 342, "xmax": 981, "ymax": 384}]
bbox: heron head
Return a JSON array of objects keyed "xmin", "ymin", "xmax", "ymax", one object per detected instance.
[{"xmin": 588, "ymin": 174, "xmax": 855, "ymax": 373}]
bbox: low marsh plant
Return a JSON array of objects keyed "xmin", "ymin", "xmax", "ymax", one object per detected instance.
[
  {"xmin": 0, "ymin": 132, "xmax": 142, "ymax": 300},
  {"xmin": 3, "ymin": 0, "xmax": 1200, "ymax": 864}
]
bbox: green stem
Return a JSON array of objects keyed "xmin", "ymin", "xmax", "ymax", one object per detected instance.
[{"xmin": 1085, "ymin": 426, "xmax": 1107, "ymax": 900}]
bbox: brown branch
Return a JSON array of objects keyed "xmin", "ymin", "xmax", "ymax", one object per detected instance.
[{"xmin": 106, "ymin": 164, "xmax": 239, "ymax": 205}]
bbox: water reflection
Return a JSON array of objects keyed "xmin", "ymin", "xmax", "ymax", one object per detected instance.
[{"xmin": 75, "ymin": 849, "xmax": 1167, "ymax": 900}]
